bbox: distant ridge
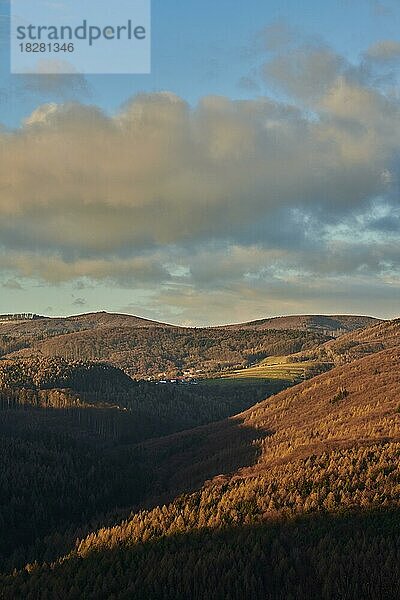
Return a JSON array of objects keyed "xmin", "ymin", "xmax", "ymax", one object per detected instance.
[
  {"xmin": 223, "ymin": 314, "xmax": 381, "ymax": 336},
  {"xmin": 0, "ymin": 310, "xmax": 381, "ymax": 332},
  {"xmin": 0, "ymin": 311, "xmax": 381, "ymax": 378}
]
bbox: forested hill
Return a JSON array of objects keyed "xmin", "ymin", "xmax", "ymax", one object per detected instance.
[
  {"xmin": 300, "ymin": 317, "xmax": 400, "ymax": 365},
  {"xmin": 0, "ymin": 356, "xmax": 136, "ymax": 401},
  {"xmin": 7, "ymin": 326, "xmax": 330, "ymax": 378},
  {"xmin": 128, "ymin": 339, "xmax": 400, "ymax": 506},
  {"xmin": 0, "ymin": 311, "xmax": 170, "ymax": 356},
  {"xmin": 2, "ymin": 320, "xmax": 400, "ymax": 599},
  {"xmin": 0, "ymin": 310, "xmax": 379, "ymax": 380}
]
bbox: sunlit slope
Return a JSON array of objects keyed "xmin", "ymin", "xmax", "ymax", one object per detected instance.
[
  {"xmin": 4, "ymin": 345, "xmax": 400, "ymax": 599},
  {"xmin": 310, "ymin": 317, "xmax": 400, "ymax": 364},
  {"xmin": 136, "ymin": 343, "xmax": 400, "ymax": 503}
]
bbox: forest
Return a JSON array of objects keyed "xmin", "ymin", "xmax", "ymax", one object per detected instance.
[{"xmin": 0, "ymin": 312, "xmax": 399, "ymax": 598}]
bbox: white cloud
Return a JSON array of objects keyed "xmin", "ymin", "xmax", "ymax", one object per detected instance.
[{"xmin": 0, "ymin": 41, "xmax": 399, "ymax": 322}]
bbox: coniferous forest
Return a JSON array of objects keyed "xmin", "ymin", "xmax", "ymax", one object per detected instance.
[{"xmin": 0, "ymin": 312, "xmax": 399, "ymax": 599}]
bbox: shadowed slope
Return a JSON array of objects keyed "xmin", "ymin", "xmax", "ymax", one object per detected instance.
[
  {"xmin": 137, "ymin": 343, "xmax": 400, "ymax": 504},
  {"xmin": 2, "ymin": 511, "xmax": 400, "ymax": 600},
  {"xmin": 2, "ymin": 324, "xmax": 400, "ymax": 598}
]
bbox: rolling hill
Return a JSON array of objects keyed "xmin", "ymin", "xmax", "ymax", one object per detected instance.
[
  {"xmin": 298, "ymin": 317, "xmax": 400, "ymax": 365},
  {"xmin": 0, "ymin": 311, "xmax": 169, "ymax": 357},
  {"xmin": 6, "ymin": 325, "xmax": 330, "ymax": 379},
  {"xmin": 1, "ymin": 317, "xmax": 399, "ymax": 599},
  {"xmin": 1, "ymin": 311, "xmax": 379, "ymax": 379}
]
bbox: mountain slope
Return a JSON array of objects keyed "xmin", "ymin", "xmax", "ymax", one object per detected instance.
[
  {"xmin": 307, "ymin": 317, "xmax": 400, "ymax": 364},
  {"xmin": 3, "ymin": 342, "xmax": 400, "ymax": 599},
  {"xmin": 6, "ymin": 326, "xmax": 330, "ymax": 378},
  {"xmin": 135, "ymin": 342, "xmax": 400, "ymax": 504}
]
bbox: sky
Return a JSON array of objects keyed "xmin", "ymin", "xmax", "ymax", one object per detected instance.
[{"xmin": 0, "ymin": 0, "xmax": 399, "ymax": 325}]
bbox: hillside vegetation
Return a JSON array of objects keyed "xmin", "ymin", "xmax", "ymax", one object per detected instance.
[
  {"xmin": 0, "ymin": 312, "xmax": 167, "ymax": 357},
  {"xmin": 1, "ymin": 317, "xmax": 399, "ymax": 598},
  {"xmin": 0, "ymin": 311, "xmax": 377, "ymax": 379},
  {"xmin": 130, "ymin": 342, "xmax": 400, "ymax": 504},
  {"xmin": 7, "ymin": 326, "xmax": 330, "ymax": 379},
  {"xmin": 0, "ymin": 354, "xmax": 299, "ymax": 572},
  {"xmin": 298, "ymin": 317, "xmax": 400, "ymax": 365}
]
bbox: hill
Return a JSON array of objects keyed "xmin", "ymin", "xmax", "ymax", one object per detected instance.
[
  {"xmin": 0, "ymin": 356, "xmax": 134, "ymax": 393},
  {"xmin": 2, "ymin": 322, "xmax": 400, "ymax": 598},
  {"xmin": 224, "ymin": 314, "xmax": 380, "ymax": 335},
  {"xmin": 298, "ymin": 317, "xmax": 400, "ymax": 365},
  {"xmin": 6, "ymin": 326, "xmax": 330, "ymax": 379},
  {"xmin": 133, "ymin": 341, "xmax": 400, "ymax": 504},
  {"xmin": 0, "ymin": 312, "xmax": 378, "ymax": 379},
  {"xmin": 0, "ymin": 311, "xmax": 168, "ymax": 357}
]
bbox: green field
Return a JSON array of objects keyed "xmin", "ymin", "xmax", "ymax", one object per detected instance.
[{"xmin": 207, "ymin": 355, "xmax": 329, "ymax": 385}]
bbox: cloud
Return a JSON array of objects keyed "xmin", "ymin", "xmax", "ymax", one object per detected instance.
[
  {"xmin": 370, "ymin": 1, "xmax": 393, "ymax": 17},
  {"xmin": 72, "ymin": 296, "xmax": 86, "ymax": 307},
  {"xmin": 0, "ymin": 63, "xmax": 90, "ymax": 107},
  {"xmin": 1, "ymin": 86, "xmax": 397, "ymax": 257},
  {"xmin": 237, "ymin": 76, "xmax": 260, "ymax": 91},
  {"xmin": 0, "ymin": 40, "xmax": 399, "ymax": 323},
  {"xmin": 128, "ymin": 271, "xmax": 400, "ymax": 326},
  {"xmin": 257, "ymin": 21, "xmax": 296, "ymax": 52},
  {"xmin": 20, "ymin": 65, "xmax": 90, "ymax": 99},
  {"xmin": 365, "ymin": 40, "xmax": 400, "ymax": 62},
  {"xmin": 341, "ymin": 0, "xmax": 394, "ymax": 18},
  {"xmin": 0, "ymin": 253, "xmax": 170, "ymax": 285},
  {"xmin": 262, "ymin": 44, "xmax": 347, "ymax": 101}
]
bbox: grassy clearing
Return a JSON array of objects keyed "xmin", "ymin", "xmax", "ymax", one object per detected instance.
[{"xmin": 208, "ymin": 355, "xmax": 328, "ymax": 384}]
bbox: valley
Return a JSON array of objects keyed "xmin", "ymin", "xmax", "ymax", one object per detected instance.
[{"xmin": 0, "ymin": 311, "xmax": 399, "ymax": 599}]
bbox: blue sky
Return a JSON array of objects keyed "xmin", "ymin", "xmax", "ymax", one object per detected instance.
[
  {"xmin": 1, "ymin": 0, "xmax": 399, "ymax": 126},
  {"xmin": 0, "ymin": 0, "xmax": 399, "ymax": 324}
]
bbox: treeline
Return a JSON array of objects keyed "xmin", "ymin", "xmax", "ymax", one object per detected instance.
[
  {"xmin": 0, "ymin": 381, "xmax": 281, "ymax": 443},
  {"xmin": 0, "ymin": 357, "xmax": 134, "ymax": 394},
  {"xmin": 0, "ymin": 314, "xmax": 41, "ymax": 322}
]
